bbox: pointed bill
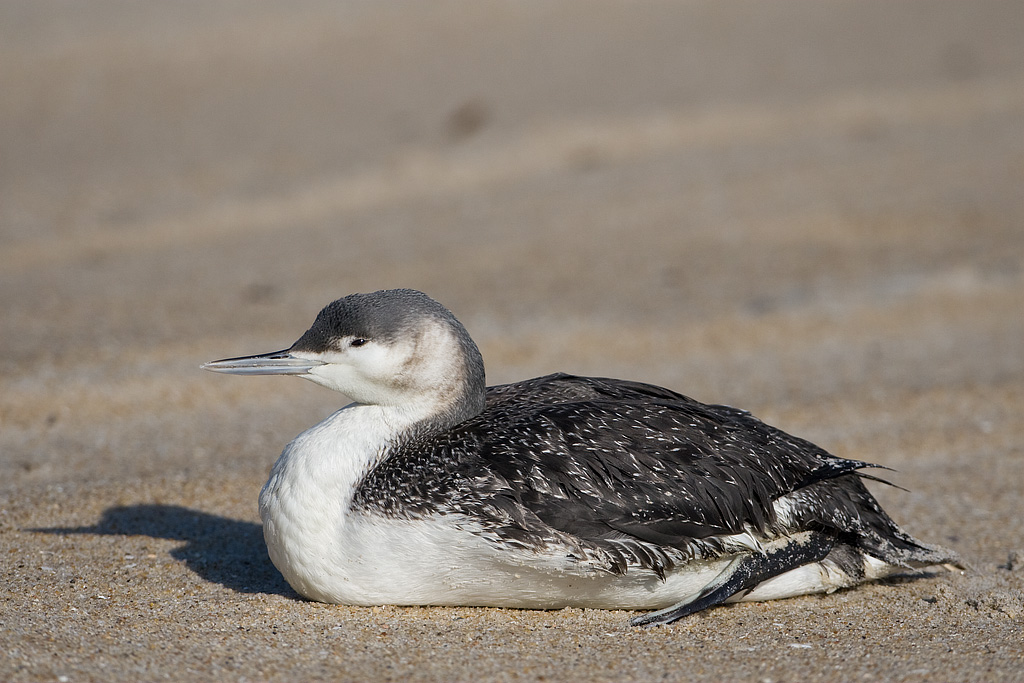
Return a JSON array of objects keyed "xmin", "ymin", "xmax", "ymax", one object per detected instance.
[{"xmin": 201, "ymin": 350, "xmax": 326, "ymax": 375}]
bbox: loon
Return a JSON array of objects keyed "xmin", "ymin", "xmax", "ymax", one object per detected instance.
[{"xmin": 202, "ymin": 288, "xmax": 957, "ymax": 626}]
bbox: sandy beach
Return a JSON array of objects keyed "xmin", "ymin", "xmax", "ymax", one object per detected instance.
[{"xmin": 2, "ymin": 1, "xmax": 1022, "ymax": 680}]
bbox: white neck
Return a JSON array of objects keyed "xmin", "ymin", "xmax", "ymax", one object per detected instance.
[
  {"xmin": 257, "ymin": 400, "xmax": 441, "ymax": 600},
  {"xmin": 264, "ymin": 400, "xmax": 433, "ymax": 506}
]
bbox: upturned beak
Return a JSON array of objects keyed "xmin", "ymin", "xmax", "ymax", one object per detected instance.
[{"xmin": 201, "ymin": 350, "xmax": 326, "ymax": 376}]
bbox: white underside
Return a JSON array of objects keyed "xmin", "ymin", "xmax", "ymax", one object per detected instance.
[
  {"xmin": 258, "ymin": 402, "xmax": 900, "ymax": 611},
  {"xmin": 263, "ymin": 511, "xmax": 901, "ymax": 609},
  {"xmin": 272, "ymin": 510, "xmax": 731, "ymax": 609}
]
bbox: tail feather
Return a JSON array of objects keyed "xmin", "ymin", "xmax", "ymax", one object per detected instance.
[{"xmin": 784, "ymin": 473, "xmax": 960, "ymax": 569}]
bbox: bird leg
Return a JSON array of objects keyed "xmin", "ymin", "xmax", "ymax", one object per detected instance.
[{"xmin": 630, "ymin": 532, "xmax": 835, "ymax": 626}]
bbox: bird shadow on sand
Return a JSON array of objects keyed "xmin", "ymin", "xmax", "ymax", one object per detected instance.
[{"xmin": 30, "ymin": 504, "xmax": 299, "ymax": 599}]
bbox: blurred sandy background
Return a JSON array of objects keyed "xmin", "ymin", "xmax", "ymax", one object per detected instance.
[{"xmin": 2, "ymin": 1, "xmax": 1022, "ymax": 681}]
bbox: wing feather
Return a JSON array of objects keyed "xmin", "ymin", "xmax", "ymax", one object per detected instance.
[{"xmin": 354, "ymin": 374, "xmax": 879, "ymax": 573}]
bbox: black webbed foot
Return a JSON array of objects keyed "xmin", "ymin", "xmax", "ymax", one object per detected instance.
[{"xmin": 630, "ymin": 533, "xmax": 835, "ymax": 627}]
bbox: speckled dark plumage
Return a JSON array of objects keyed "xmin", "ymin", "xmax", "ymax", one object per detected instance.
[{"xmin": 351, "ymin": 373, "xmax": 944, "ymax": 577}]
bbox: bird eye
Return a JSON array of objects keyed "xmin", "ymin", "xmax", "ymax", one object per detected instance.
[{"xmin": 350, "ymin": 338, "xmax": 369, "ymax": 347}]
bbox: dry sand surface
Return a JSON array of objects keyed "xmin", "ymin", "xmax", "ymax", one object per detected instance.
[{"xmin": 2, "ymin": 1, "xmax": 1023, "ymax": 681}]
